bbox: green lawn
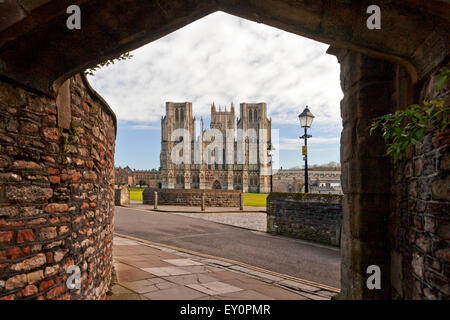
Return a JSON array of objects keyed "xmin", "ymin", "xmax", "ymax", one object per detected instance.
[
  {"xmin": 128, "ymin": 188, "xmax": 267, "ymax": 207},
  {"xmin": 129, "ymin": 188, "xmax": 144, "ymax": 201},
  {"xmin": 243, "ymin": 193, "xmax": 268, "ymax": 207}
]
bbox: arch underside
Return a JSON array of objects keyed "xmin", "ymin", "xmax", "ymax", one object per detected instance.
[{"xmin": 0, "ymin": 0, "xmax": 448, "ymax": 94}]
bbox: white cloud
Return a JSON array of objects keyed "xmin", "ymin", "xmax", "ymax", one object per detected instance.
[
  {"xmin": 278, "ymin": 136, "xmax": 340, "ymax": 150},
  {"xmin": 128, "ymin": 124, "xmax": 159, "ymax": 130},
  {"xmin": 88, "ymin": 11, "xmax": 343, "ymax": 128}
]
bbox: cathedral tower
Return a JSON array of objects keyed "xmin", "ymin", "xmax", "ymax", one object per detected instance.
[{"xmin": 160, "ymin": 101, "xmax": 271, "ymax": 192}]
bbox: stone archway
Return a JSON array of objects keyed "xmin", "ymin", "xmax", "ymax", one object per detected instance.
[
  {"xmin": 0, "ymin": 0, "xmax": 448, "ymax": 300},
  {"xmin": 1, "ymin": 1, "xmax": 448, "ymax": 95}
]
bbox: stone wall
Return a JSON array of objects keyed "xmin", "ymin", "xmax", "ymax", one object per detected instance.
[
  {"xmin": 0, "ymin": 74, "xmax": 116, "ymax": 300},
  {"xmin": 143, "ymin": 188, "xmax": 242, "ymax": 207},
  {"xmin": 390, "ymin": 66, "xmax": 449, "ymax": 300},
  {"xmin": 266, "ymin": 193, "xmax": 343, "ymax": 246},
  {"xmin": 329, "ymin": 47, "xmax": 449, "ymax": 300},
  {"xmin": 114, "ymin": 188, "xmax": 130, "ymax": 206},
  {"xmin": 328, "ymin": 48, "xmax": 397, "ymax": 299}
]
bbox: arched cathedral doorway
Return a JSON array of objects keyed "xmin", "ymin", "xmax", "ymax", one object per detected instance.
[{"xmin": 212, "ymin": 180, "xmax": 221, "ymax": 190}]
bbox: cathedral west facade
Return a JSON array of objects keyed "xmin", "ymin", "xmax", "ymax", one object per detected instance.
[{"xmin": 160, "ymin": 101, "xmax": 272, "ymax": 192}]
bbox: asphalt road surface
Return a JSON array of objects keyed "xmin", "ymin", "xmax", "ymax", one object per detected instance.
[{"xmin": 114, "ymin": 206, "xmax": 341, "ymax": 288}]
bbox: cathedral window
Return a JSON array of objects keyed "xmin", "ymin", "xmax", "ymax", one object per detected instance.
[
  {"xmin": 181, "ymin": 108, "xmax": 184, "ymax": 121},
  {"xmin": 175, "ymin": 108, "xmax": 179, "ymax": 121},
  {"xmin": 254, "ymin": 110, "xmax": 258, "ymax": 121},
  {"xmin": 249, "ymin": 109, "xmax": 253, "ymax": 122}
]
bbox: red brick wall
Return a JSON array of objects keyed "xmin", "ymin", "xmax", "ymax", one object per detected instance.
[{"xmin": 0, "ymin": 74, "xmax": 116, "ymax": 300}]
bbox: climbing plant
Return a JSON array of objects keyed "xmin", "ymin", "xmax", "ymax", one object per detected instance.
[
  {"xmin": 85, "ymin": 52, "xmax": 133, "ymax": 76},
  {"xmin": 370, "ymin": 65, "xmax": 449, "ymax": 163},
  {"xmin": 61, "ymin": 121, "xmax": 79, "ymax": 154}
]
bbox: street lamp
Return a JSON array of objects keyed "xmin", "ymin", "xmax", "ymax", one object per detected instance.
[
  {"xmin": 298, "ymin": 106, "xmax": 314, "ymax": 193},
  {"xmin": 267, "ymin": 144, "xmax": 275, "ymax": 193}
]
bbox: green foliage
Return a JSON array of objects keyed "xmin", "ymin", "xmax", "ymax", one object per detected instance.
[
  {"xmin": 69, "ymin": 121, "xmax": 79, "ymax": 138},
  {"xmin": 85, "ymin": 52, "xmax": 133, "ymax": 76},
  {"xmin": 370, "ymin": 65, "xmax": 449, "ymax": 163},
  {"xmin": 62, "ymin": 135, "xmax": 70, "ymax": 154},
  {"xmin": 62, "ymin": 122, "xmax": 79, "ymax": 154}
]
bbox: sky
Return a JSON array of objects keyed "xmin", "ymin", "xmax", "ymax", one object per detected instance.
[{"xmin": 88, "ymin": 11, "xmax": 343, "ymax": 170}]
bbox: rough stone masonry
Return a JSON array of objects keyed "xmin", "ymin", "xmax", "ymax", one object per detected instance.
[
  {"xmin": 0, "ymin": 74, "xmax": 116, "ymax": 300},
  {"xmin": 267, "ymin": 193, "xmax": 343, "ymax": 247},
  {"xmin": 143, "ymin": 188, "xmax": 242, "ymax": 208}
]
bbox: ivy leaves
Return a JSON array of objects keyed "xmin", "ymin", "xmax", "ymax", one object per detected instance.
[
  {"xmin": 85, "ymin": 52, "xmax": 133, "ymax": 76},
  {"xmin": 370, "ymin": 65, "xmax": 449, "ymax": 163}
]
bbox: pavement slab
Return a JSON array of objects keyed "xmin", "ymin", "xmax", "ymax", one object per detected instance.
[
  {"xmin": 162, "ymin": 274, "xmax": 219, "ymax": 286},
  {"xmin": 214, "ymin": 290, "xmax": 275, "ymax": 300},
  {"xmin": 200, "ymin": 259, "xmax": 234, "ymax": 267},
  {"xmin": 229, "ymin": 265, "xmax": 284, "ymax": 282},
  {"xmin": 143, "ymin": 285, "xmax": 208, "ymax": 300},
  {"xmin": 108, "ymin": 235, "xmax": 339, "ymax": 300},
  {"xmin": 186, "ymin": 281, "xmax": 243, "ymax": 295},
  {"xmin": 141, "ymin": 266, "xmax": 192, "ymax": 277},
  {"xmin": 163, "ymin": 259, "xmax": 204, "ymax": 266}
]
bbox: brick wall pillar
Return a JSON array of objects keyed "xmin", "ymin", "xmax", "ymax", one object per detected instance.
[{"xmin": 328, "ymin": 48, "xmax": 396, "ymax": 299}]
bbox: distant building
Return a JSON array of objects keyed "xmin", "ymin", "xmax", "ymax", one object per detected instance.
[
  {"xmin": 273, "ymin": 168, "xmax": 342, "ymax": 194},
  {"xmin": 133, "ymin": 169, "xmax": 161, "ymax": 188},
  {"xmin": 115, "ymin": 166, "xmax": 133, "ymax": 185},
  {"xmin": 114, "ymin": 167, "xmax": 161, "ymax": 187},
  {"xmin": 160, "ymin": 101, "xmax": 272, "ymax": 192}
]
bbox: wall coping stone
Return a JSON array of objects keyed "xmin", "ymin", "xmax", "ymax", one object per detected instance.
[
  {"xmin": 80, "ymin": 73, "xmax": 117, "ymax": 135},
  {"xmin": 267, "ymin": 192, "xmax": 343, "ymax": 203}
]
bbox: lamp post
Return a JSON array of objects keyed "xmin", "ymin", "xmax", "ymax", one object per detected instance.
[
  {"xmin": 298, "ymin": 106, "xmax": 314, "ymax": 193},
  {"xmin": 267, "ymin": 144, "xmax": 275, "ymax": 193}
]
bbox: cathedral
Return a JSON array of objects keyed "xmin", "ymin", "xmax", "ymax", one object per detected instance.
[{"xmin": 160, "ymin": 101, "xmax": 272, "ymax": 192}]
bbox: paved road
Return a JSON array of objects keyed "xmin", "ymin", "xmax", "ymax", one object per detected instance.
[{"xmin": 114, "ymin": 206, "xmax": 341, "ymax": 288}]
